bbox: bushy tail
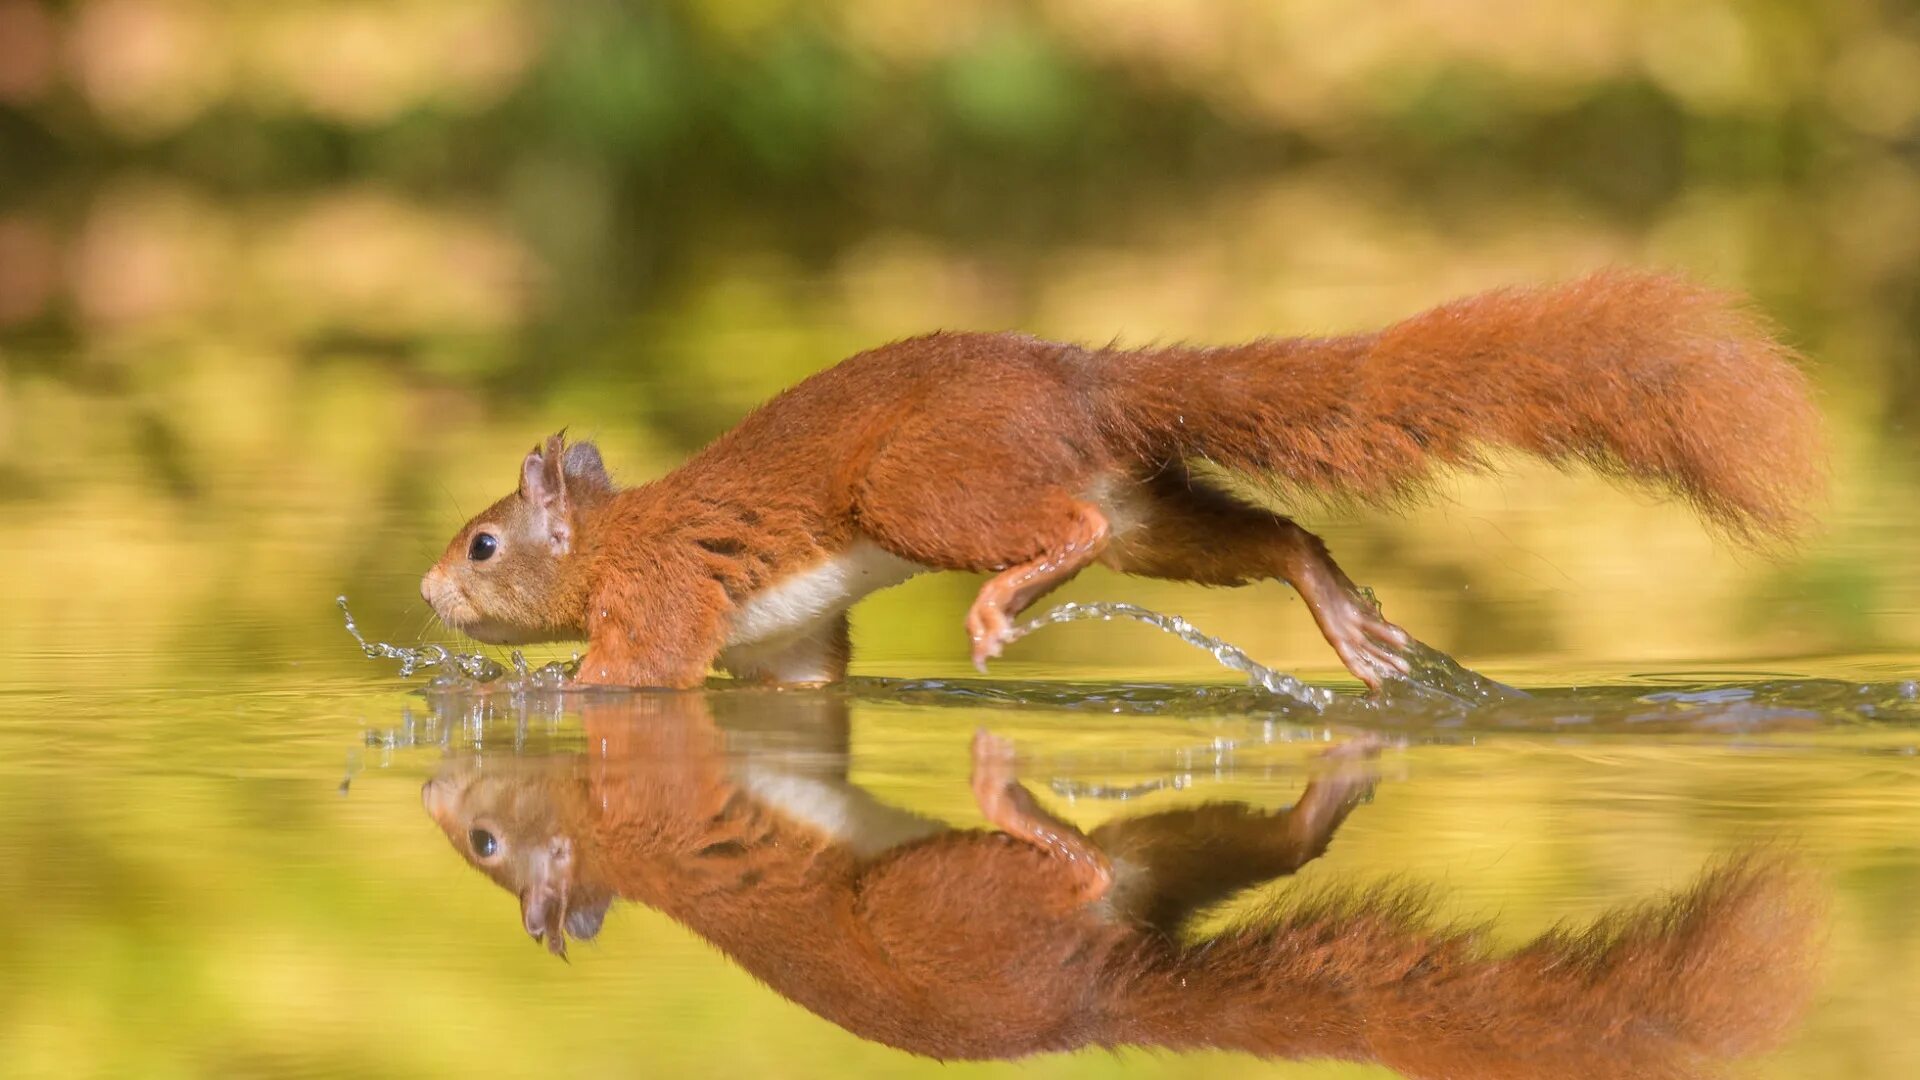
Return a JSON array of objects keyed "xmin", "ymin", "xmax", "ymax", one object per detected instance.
[
  {"xmin": 1093, "ymin": 272, "xmax": 1826, "ymax": 543},
  {"xmin": 1100, "ymin": 855, "xmax": 1824, "ymax": 1080}
]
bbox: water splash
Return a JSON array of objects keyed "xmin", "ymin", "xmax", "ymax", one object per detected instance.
[
  {"xmin": 338, "ymin": 596, "xmax": 577, "ymax": 690},
  {"xmin": 342, "ymin": 596, "xmax": 1911, "ymax": 742},
  {"xmin": 1384, "ymin": 640, "xmax": 1528, "ymax": 707},
  {"xmin": 1008, "ymin": 602, "xmax": 1337, "ymax": 708},
  {"xmin": 341, "ymin": 588, "xmax": 1513, "ymax": 710},
  {"xmin": 1006, "ymin": 600, "xmax": 1526, "ymax": 711}
]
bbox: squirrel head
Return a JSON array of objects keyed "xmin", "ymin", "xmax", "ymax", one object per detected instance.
[
  {"xmin": 421, "ymin": 433, "xmax": 615, "ymax": 645},
  {"xmin": 421, "ymin": 755, "xmax": 613, "ymax": 959}
]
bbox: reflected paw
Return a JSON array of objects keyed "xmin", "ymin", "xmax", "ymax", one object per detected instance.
[
  {"xmin": 1318, "ymin": 733, "xmax": 1394, "ymax": 761},
  {"xmin": 969, "ymin": 729, "xmax": 1018, "ymax": 817}
]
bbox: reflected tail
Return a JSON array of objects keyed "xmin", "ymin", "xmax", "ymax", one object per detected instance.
[{"xmin": 1100, "ymin": 854, "xmax": 1823, "ymax": 1080}]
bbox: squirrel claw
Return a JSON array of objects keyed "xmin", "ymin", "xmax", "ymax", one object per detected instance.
[
  {"xmin": 969, "ymin": 635, "xmax": 1003, "ymax": 674},
  {"xmin": 965, "ymin": 602, "xmax": 1015, "ymax": 673},
  {"xmin": 968, "ymin": 730, "xmax": 1017, "ymax": 822},
  {"xmin": 1317, "ymin": 593, "xmax": 1413, "ymax": 691},
  {"xmin": 971, "ymin": 728, "xmax": 1016, "ymax": 767}
]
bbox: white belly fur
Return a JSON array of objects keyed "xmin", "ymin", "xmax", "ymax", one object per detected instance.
[
  {"xmin": 725, "ymin": 538, "xmax": 925, "ymax": 648},
  {"xmin": 735, "ymin": 767, "xmax": 946, "ymax": 858}
]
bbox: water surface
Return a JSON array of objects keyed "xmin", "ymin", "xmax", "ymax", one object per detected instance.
[{"xmin": 2, "ymin": 623, "xmax": 1913, "ymax": 1079}]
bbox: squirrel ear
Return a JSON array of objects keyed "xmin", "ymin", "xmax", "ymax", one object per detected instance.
[
  {"xmin": 565, "ymin": 893, "xmax": 610, "ymax": 942},
  {"xmin": 562, "ymin": 440, "xmax": 613, "ymax": 498},
  {"xmin": 519, "ymin": 433, "xmax": 574, "ymax": 555},
  {"xmin": 518, "ymin": 433, "xmax": 567, "ymax": 499}
]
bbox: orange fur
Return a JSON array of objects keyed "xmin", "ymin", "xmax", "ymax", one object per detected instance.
[
  {"xmin": 1106, "ymin": 854, "xmax": 1822, "ymax": 1078},
  {"xmin": 1097, "ymin": 271, "xmax": 1825, "ymax": 541},
  {"xmin": 422, "ymin": 696, "xmax": 1822, "ymax": 1077},
  {"xmin": 420, "ymin": 271, "xmax": 1825, "ymax": 688}
]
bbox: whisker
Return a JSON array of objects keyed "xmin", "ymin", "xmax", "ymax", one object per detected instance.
[{"xmin": 439, "ymin": 482, "xmax": 468, "ymax": 523}]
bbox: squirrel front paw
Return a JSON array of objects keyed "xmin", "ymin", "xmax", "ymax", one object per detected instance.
[{"xmin": 964, "ymin": 601, "xmax": 1016, "ymax": 673}]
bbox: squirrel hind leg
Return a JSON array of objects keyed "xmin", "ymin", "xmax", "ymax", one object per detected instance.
[
  {"xmin": 1088, "ymin": 751, "xmax": 1380, "ymax": 934},
  {"xmin": 1102, "ymin": 471, "xmax": 1412, "ymax": 690},
  {"xmin": 961, "ymin": 500, "xmax": 1110, "ymax": 671},
  {"xmin": 847, "ymin": 410, "xmax": 1115, "ymax": 668}
]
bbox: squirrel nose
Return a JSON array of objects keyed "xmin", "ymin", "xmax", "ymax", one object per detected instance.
[{"xmin": 420, "ymin": 566, "xmax": 445, "ymax": 608}]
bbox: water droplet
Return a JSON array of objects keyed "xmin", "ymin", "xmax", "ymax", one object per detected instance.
[
  {"xmin": 1003, "ymin": 600, "xmax": 1335, "ymax": 709},
  {"xmin": 338, "ymin": 596, "xmax": 578, "ymax": 690}
]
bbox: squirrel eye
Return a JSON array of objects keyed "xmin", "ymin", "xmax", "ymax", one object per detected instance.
[
  {"xmin": 469, "ymin": 829, "xmax": 499, "ymax": 858},
  {"xmin": 468, "ymin": 533, "xmax": 498, "ymax": 562}
]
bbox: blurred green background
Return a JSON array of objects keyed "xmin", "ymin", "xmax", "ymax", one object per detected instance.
[
  {"xmin": 4, "ymin": 0, "xmax": 1920, "ymax": 682},
  {"xmin": 4, "ymin": 3, "xmax": 1920, "ymax": 1078}
]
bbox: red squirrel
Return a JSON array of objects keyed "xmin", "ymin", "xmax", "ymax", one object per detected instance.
[
  {"xmin": 420, "ymin": 271, "xmax": 1825, "ymax": 688},
  {"xmin": 421, "ymin": 693, "xmax": 1822, "ymax": 1079}
]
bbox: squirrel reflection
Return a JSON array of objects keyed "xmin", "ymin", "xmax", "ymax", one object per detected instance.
[{"xmin": 420, "ymin": 693, "xmax": 1819, "ymax": 1080}]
